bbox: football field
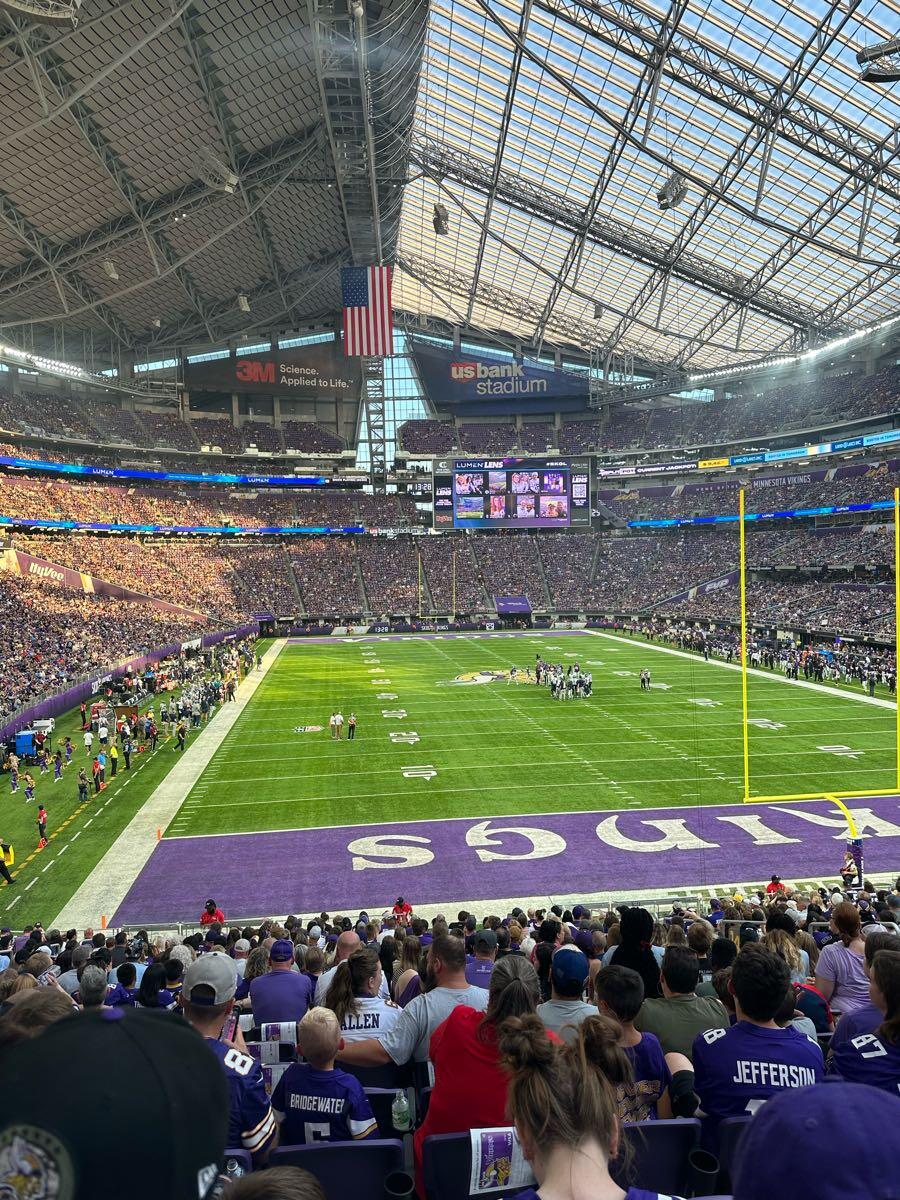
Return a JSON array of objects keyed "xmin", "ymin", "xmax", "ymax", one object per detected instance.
[
  {"xmin": 167, "ymin": 630, "xmax": 897, "ymax": 834},
  {"xmin": 9, "ymin": 629, "xmax": 900, "ymax": 929}
]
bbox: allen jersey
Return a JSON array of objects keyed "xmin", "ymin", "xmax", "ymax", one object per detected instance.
[
  {"xmin": 205, "ymin": 1038, "xmax": 277, "ymax": 1157},
  {"xmin": 692, "ymin": 1021, "xmax": 823, "ymax": 1145},
  {"xmin": 271, "ymin": 1063, "xmax": 377, "ymax": 1144},
  {"xmin": 829, "ymin": 1030, "xmax": 900, "ymax": 1095}
]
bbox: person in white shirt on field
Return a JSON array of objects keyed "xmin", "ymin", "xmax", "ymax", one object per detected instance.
[
  {"xmin": 329, "ymin": 713, "xmax": 338, "ymax": 739},
  {"xmin": 334, "ymin": 711, "xmax": 344, "ymax": 740},
  {"xmin": 83, "ymin": 729, "xmax": 94, "ymax": 755}
]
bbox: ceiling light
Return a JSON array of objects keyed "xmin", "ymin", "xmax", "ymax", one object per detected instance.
[
  {"xmin": 200, "ymin": 149, "xmax": 239, "ymax": 194},
  {"xmin": 656, "ymin": 172, "xmax": 688, "ymax": 211},
  {"xmin": 857, "ymin": 37, "xmax": 900, "ymax": 81},
  {"xmin": 103, "ymin": 260, "xmax": 119, "ymax": 281},
  {"xmin": 433, "ymin": 203, "xmax": 449, "ymax": 235},
  {"xmin": 237, "ymin": 294, "xmax": 251, "ymax": 313}
]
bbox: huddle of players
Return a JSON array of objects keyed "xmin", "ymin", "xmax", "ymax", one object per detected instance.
[{"xmin": 534, "ymin": 655, "xmax": 593, "ymax": 700}]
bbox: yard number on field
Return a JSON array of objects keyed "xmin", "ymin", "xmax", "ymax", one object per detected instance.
[
  {"xmin": 402, "ymin": 764, "xmax": 437, "ymax": 780},
  {"xmin": 818, "ymin": 744, "xmax": 864, "ymax": 759}
]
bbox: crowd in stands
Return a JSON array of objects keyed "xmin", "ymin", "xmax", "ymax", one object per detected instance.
[
  {"xmin": 417, "ymin": 536, "xmax": 486, "ymax": 612},
  {"xmin": 0, "ymin": 387, "xmax": 346, "ymax": 458},
  {"xmin": 0, "ymin": 572, "xmax": 212, "ymax": 723},
  {"xmin": 458, "ymin": 423, "xmax": 519, "ymax": 455},
  {"xmin": 358, "ymin": 536, "xmax": 422, "ymax": 614},
  {"xmin": 291, "ymin": 539, "xmax": 363, "ymax": 615},
  {"xmin": 2, "ymin": 883, "xmax": 899, "ymax": 1197},
  {"xmin": 473, "ymin": 533, "xmax": 548, "ymax": 606}
]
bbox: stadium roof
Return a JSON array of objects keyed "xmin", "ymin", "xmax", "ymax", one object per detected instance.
[
  {"xmin": 1, "ymin": 0, "xmax": 899, "ymax": 376},
  {"xmin": 395, "ymin": 0, "xmax": 900, "ymax": 371}
]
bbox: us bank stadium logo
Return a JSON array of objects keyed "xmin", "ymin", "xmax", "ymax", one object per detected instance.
[{"xmin": 440, "ymin": 669, "xmax": 525, "ymax": 686}]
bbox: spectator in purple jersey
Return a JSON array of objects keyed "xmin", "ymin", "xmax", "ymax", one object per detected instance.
[
  {"xmin": 731, "ymin": 1082, "xmax": 900, "ymax": 1200},
  {"xmin": 272, "ymin": 1008, "xmax": 377, "ymax": 1144},
  {"xmin": 250, "ymin": 939, "xmax": 314, "ymax": 1026},
  {"xmin": 466, "ymin": 929, "xmax": 498, "ymax": 988},
  {"xmin": 595, "ymin": 964, "xmax": 696, "ymax": 1122},
  {"xmin": 830, "ymin": 931, "xmax": 900, "ymax": 1053},
  {"xmin": 829, "ymin": 949, "xmax": 900, "ymax": 1093},
  {"xmin": 692, "ymin": 945, "xmax": 823, "ymax": 1149},
  {"xmin": 181, "ymin": 952, "xmax": 278, "ymax": 1165},
  {"xmin": 496, "ymin": 1014, "xmax": 676, "ymax": 1200}
]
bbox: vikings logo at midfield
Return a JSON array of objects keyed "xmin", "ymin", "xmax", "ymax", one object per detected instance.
[{"xmin": 442, "ymin": 669, "xmax": 526, "ymax": 685}]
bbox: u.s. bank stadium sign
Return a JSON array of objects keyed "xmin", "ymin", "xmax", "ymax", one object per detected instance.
[
  {"xmin": 184, "ymin": 343, "xmax": 362, "ymax": 397},
  {"xmin": 409, "ymin": 339, "xmax": 589, "ymax": 406}
]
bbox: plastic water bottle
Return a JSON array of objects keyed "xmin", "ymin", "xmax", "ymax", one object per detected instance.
[
  {"xmin": 392, "ymin": 1089, "xmax": 411, "ymax": 1132},
  {"xmin": 224, "ymin": 1158, "xmax": 245, "ymax": 1180}
]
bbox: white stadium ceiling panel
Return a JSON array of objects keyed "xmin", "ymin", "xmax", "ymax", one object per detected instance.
[{"xmin": 398, "ymin": 0, "xmax": 900, "ymax": 368}]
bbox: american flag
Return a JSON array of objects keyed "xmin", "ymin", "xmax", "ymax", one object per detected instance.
[{"xmin": 341, "ymin": 265, "xmax": 393, "ymax": 357}]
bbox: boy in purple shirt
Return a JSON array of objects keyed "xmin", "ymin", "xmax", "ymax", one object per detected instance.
[
  {"xmin": 272, "ymin": 1008, "xmax": 377, "ymax": 1144},
  {"xmin": 250, "ymin": 939, "xmax": 314, "ymax": 1026},
  {"xmin": 693, "ymin": 945, "xmax": 823, "ymax": 1148},
  {"xmin": 465, "ymin": 930, "xmax": 497, "ymax": 988}
]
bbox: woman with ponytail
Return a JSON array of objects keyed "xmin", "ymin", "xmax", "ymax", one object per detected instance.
[
  {"xmin": 498, "ymin": 1014, "xmax": 677, "ymax": 1200},
  {"xmin": 323, "ymin": 947, "xmax": 399, "ymax": 1043},
  {"xmin": 607, "ymin": 908, "xmax": 663, "ymax": 999},
  {"xmin": 830, "ymin": 949, "xmax": 900, "ymax": 1092},
  {"xmin": 413, "ymin": 956, "xmax": 553, "ymax": 1197}
]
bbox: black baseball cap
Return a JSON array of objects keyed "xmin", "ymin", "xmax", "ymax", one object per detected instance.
[{"xmin": 0, "ymin": 1007, "xmax": 228, "ymax": 1198}]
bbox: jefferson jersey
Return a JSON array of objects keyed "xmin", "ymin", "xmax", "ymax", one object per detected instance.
[
  {"xmin": 692, "ymin": 1021, "xmax": 823, "ymax": 1145},
  {"xmin": 271, "ymin": 1063, "xmax": 377, "ymax": 1144},
  {"xmin": 205, "ymin": 1039, "xmax": 277, "ymax": 1157},
  {"xmin": 830, "ymin": 1031, "xmax": 900, "ymax": 1095}
]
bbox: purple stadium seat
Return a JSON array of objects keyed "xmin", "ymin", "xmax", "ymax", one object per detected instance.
[
  {"xmin": 339, "ymin": 1058, "xmax": 407, "ymax": 1090},
  {"xmin": 715, "ymin": 1115, "xmax": 751, "ymax": 1189},
  {"xmin": 611, "ymin": 1118, "xmax": 701, "ymax": 1195},
  {"xmin": 422, "ymin": 1133, "xmax": 523, "ymax": 1200},
  {"xmin": 270, "ymin": 1139, "xmax": 404, "ymax": 1200}
]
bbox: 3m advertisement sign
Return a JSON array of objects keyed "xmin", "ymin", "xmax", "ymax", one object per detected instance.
[
  {"xmin": 410, "ymin": 339, "xmax": 589, "ymax": 411},
  {"xmin": 185, "ymin": 343, "xmax": 361, "ymax": 397}
]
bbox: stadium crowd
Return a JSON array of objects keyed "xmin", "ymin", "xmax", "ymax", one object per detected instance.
[{"xmin": 2, "ymin": 884, "xmax": 899, "ymax": 1198}]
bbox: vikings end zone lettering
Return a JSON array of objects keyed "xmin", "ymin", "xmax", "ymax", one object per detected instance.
[{"xmin": 115, "ymin": 797, "xmax": 900, "ymax": 922}]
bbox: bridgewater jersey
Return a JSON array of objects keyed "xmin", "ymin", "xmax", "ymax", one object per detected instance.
[
  {"xmin": 830, "ymin": 1031, "xmax": 900, "ymax": 1095},
  {"xmin": 692, "ymin": 1021, "xmax": 823, "ymax": 1144},
  {"xmin": 271, "ymin": 1063, "xmax": 377, "ymax": 1144},
  {"xmin": 205, "ymin": 1039, "xmax": 277, "ymax": 1156}
]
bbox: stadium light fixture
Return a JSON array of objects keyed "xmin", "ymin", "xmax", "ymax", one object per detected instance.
[
  {"xmin": 656, "ymin": 172, "xmax": 688, "ymax": 211},
  {"xmin": 433, "ymin": 203, "xmax": 450, "ymax": 235},
  {"xmin": 857, "ymin": 36, "xmax": 900, "ymax": 82},
  {"xmin": 593, "ymin": 301, "xmax": 604, "ymax": 319},
  {"xmin": 199, "ymin": 150, "xmax": 239, "ymax": 195},
  {"xmin": 0, "ymin": 0, "xmax": 82, "ymax": 23},
  {"xmin": 237, "ymin": 294, "xmax": 251, "ymax": 313},
  {"xmin": 102, "ymin": 260, "xmax": 119, "ymax": 281}
]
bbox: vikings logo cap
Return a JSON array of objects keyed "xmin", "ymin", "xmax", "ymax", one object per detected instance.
[{"xmin": 0, "ymin": 1007, "xmax": 228, "ymax": 1199}]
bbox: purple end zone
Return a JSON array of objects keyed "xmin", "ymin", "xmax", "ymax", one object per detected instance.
[{"xmin": 113, "ymin": 796, "xmax": 900, "ymax": 923}]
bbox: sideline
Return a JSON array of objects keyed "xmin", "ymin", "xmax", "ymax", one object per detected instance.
[
  {"xmin": 53, "ymin": 639, "xmax": 286, "ymax": 929},
  {"xmin": 588, "ymin": 630, "xmax": 899, "ymax": 712}
]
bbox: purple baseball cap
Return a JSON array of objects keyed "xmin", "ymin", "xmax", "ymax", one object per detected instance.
[
  {"xmin": 269, "ymin": 938, "xmax": 294, "ymax": 962},
  {"xmin": 733, "ymin": 1083, "xmax": 900, "ymax": 1200}
]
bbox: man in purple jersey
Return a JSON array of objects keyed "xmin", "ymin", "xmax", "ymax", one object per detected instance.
[
  {"xmin": 181, "ymin": 952, "xmax": 278, "ymax": 1165},
  {"xmin": 251, "ymin": 938, "xmax": 314, "ymax": 1025},
  {"xmin": 466, "ymin": 929, "xmax": 498, "ymax": 988},
  {"xmin": 829, "ymin": 948, "xmax": 900, "ymax": 1094},
  {"xmin": 692, "ymin": 945, "xmax": 823, "ymax": 1148},
  {"xmin": 272, "ymin": 1008, "xmax": 377, "ymax": 1144}
]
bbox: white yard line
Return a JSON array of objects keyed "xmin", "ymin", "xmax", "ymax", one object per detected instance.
[{"xmin": 53, "ymin": 639, "xmax": 286, "ymax": 929}]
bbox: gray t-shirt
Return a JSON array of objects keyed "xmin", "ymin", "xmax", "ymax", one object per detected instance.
[
  {"xmin": 380, "ymin": 985, "xmax": 489, "ymax": 1063},
  {"xmin": 536, "ymin": 998, "xmax": 597, "ymax": 1041}
]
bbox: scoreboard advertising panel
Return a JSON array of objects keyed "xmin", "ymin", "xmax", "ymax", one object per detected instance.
[{"xmin": 445, "ymin": 457, "xmax": 590, "ymax": 529}]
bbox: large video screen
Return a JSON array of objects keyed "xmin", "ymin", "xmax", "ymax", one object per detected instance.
[{"xmin": 451, "ymin": 457, "xmax": 589, "ymax": 529}]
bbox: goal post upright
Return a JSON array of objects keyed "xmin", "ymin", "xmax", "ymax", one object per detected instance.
[
  {"xmin": 739, "ymin": 487, "xmax": 751, "ymax": 802},
  {"xmin": 894, "ymin": 486, "xmax": 899, "ymax": 793}
]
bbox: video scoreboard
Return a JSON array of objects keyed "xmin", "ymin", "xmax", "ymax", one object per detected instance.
[{"xmin": 433, "ymin": 457, "xmax": 590, "ymax": 529}]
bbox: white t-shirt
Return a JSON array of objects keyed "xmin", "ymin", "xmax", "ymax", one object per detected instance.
[
  {"xmin": 98, "ymin": 725, "xmax": 108, "ymax": 741},
  {"xmin": 316, "ymin": 962, "xmax": 390, "ymax": 1005},
  {"xmin": 335, "ymin": 713, "xmax": 344, "ymax": 727},
  {"xmin": 83, "ymin": 731, "xmax": 93, "ymax": 748},
  {"xmin": 336, "ymin": 995, "xmax": 400, "ymax": 1043}
]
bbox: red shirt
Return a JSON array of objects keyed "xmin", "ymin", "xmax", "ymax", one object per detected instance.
[
  {"xmin": 392, "ymin": 902, "xmax": 413, "ymax": 925},
  {"xmin": 413, "ymin": 1007, "xmax": 559, "ymax": 1195},
  {"xmin": 766, "ymin": 881, "xmax": 785, "ymax": 895},
  {"xmin": 200, "ymin": 908, "xmax": 225, "ymax": 926}
]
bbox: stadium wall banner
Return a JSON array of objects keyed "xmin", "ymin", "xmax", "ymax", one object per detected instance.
[
  {"xmin": 0, "ymin": 453, "xmax": 335, "ymax": 489},
  {"xmin": 409, "ymin": 339, "xmax": 590, "ymax": 415},
  {"xmin": 660, "ymin": 570, "xmax": 740, "ymax": 606},
  {"xmin": 183, "ymin": 343, "xmax": 361, "ymax": 396},
  {"xmin": 0, "ymin": 621, "xmax": 257, "ymax": 744},
  {"xmin": 0, "ymin": 516, "xmax": 365, "ymax": 536},
  {"xmin": 3, "ymin": 548, "xmax": 205, "ymax": 620}
]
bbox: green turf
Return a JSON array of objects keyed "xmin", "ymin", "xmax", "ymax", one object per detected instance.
[
  {"xmin": 167, "ymin": 632, "xmax": 898, "ymax": 839},
  {"xmin": 0, "ymin": 640, "xmax": 272, "ymax": 923}
]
